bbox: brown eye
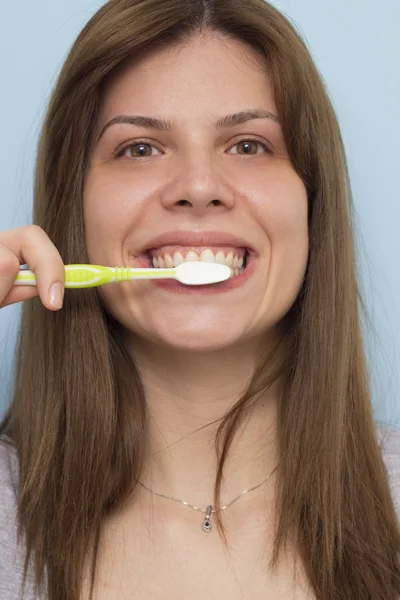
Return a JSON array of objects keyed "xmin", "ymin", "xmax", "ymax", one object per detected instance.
[
  {"xmin": 125, "ymin": 143, "xmax": 151, "ymax": 157},
  {"xmin": 119, "ymin": 142, "xmax": 162, "ymax": 159},
  {"xmin": 230, "ymin": 139, "xmax": 270, "ymax": 155}
]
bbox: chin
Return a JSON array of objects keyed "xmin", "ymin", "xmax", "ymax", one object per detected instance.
[
  {"xmin": 106, "ymin": 300, "xmax": 256, "ymax": 352},
  {"xmin": 156, "ymin": 326, "xmax": 242, "ymax": 351},
  {"xmin": 159, "ymin": 333, "xmax": 239, "ymax": 352},
  {"xmin": 130, "ymin": 319, "xmax": 250, "ymax": 353}
]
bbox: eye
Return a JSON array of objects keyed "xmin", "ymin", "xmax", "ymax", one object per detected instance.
[
  {"xmin": 116, "ymin": 137, "xmax": 271, "ymax": 160},
  {"xmin": 228, "ymin": 138, "xmax": 271, "ymax": 156},
  {"xmin": 117, "ymin": 141, "xmax": 162, "ymax": 159}
]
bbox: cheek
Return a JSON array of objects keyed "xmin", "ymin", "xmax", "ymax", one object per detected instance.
[
  {"xmin": 271, "ymin": 179, "xmax": 309, "ymax": 316},
  {"xmin": 254, "ymin": 172, "xmax": 309, "ymax": 310},
  {"xmin": 84, "ymin": 170, "xmax": 126, "ymax": 224},
  {"xmin": 83, "ymin": 168, "xmax": 135, "ymax": 259},
  {"xmin": 248, "ymin": 167, "xmax": 308, "ymax": 240},
  {"xmin": 270, "ymin": 176, "xmax": 309, "ymax": 272}
]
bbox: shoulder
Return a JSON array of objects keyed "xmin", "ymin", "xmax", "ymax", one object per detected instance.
[
  {"xmin": 0, "ymin": 435, "xmax": 25, "ymax": 598},
  {"xmin": 0, "ymin": 435, "xmax": 19, "ymax": 500},
  {"xmin": 0, "ymin": 435, "xmax": 19, "ymax": 532},
  {"xmin": 0, "ymin": 435, "xmax": 42, "ymax": 599},
  {"xmin": 376, "ymin": 424, "xmax": 400, "ymax": 516}
]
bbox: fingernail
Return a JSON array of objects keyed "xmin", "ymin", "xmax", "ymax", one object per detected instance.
[{"xmin": 48, "ymin": 283, "xmax": 64, "ymax": 309}]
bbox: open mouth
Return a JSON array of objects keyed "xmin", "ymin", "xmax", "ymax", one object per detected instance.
[{"xmin": 144, "ymin": 246, "xmax": 249, "ymax": 277}]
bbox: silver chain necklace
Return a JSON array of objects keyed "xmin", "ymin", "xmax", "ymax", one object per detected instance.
[{"xmin": 138, "ymin": 463, "xmax": 280, "ymax": 533}]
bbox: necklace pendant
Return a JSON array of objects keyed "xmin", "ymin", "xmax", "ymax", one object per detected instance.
[{"xmin": 202, "ymin": 505, "xmax": 213, "ymax": 532}]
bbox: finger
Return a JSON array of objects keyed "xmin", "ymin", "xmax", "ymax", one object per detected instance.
[
  {"xmin": 0, "ymin": 285, "xmax": 39, "ymax": 309},
  {"xmin": 0, "ymin": 225, "xmax": 65, "ymax": 311}
]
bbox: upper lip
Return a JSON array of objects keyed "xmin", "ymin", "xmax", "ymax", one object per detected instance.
[{"xmin": 138, "ymin": 230, "xmax": 256, "ymax": 255}]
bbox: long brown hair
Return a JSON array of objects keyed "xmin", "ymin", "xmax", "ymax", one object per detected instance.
[{"xmin": 1, "ymin": 0, "xmax": 399, "ymax": 598}]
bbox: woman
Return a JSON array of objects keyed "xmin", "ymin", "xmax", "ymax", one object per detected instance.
[{"xmin": 0, "ymin": 0, "xmax": 399, "ymax": 598}]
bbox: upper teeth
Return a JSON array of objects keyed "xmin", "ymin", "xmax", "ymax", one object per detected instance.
[{"xmin": 152, "ymin": 248, "xmax": 244, "ymax": 269}]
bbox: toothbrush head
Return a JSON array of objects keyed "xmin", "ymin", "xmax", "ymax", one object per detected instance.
[{"xmin": 175, "ymin": 261, "xmax": 232, "ymax": 285}]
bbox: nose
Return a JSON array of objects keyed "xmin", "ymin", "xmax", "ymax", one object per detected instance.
[{"xmin": 160, "ymin": 150, "xmax": 235, "ymax": 215}]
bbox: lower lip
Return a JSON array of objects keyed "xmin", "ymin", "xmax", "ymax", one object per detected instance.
[{"xmin": 134, "ymin": 254, "xmax": 257, "ymax": 294}]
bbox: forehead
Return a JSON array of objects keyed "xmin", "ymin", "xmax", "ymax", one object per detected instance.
[{"xmin": 98, "ymin": 34, "xmax": 276, "ymax": 124}]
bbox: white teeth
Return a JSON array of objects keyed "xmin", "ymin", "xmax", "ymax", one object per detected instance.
[
  {"xmin": 186, "ymin": 250, "xmax": 200, "ymax": 262},
  {"xmin": 151, "ymin": 247, "xmax": 247, "ymax": 276},
  {"xmin": 151, "ymin": 257, "xmax": 245, "ymax": 276},
  {"xmin": 165, "ymin": 253, "xmax": 173, "ymax": 267},
  {"xmin": 173, "ymin": 252, "xmax": 184, "ymax": 265},
  {"xmin": 225, "ymin": 252, "xmax": 233, "ymax": 268},
  {"xmin": 200, "ymin": 248, "xmax": 215, "ymax": 262}
]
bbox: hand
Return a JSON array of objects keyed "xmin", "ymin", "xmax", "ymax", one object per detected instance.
[{"xmin": 0, "ymin": 225, "xmax": 65, "ymax": 310}]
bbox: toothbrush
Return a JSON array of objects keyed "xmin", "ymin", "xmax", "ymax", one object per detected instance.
[{"xmin": 14, "ymin": 261, "xmax": 232, "ymax": 288}]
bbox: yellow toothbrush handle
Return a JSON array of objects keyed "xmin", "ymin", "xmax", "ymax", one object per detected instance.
[
  {"xmin": 14, "ymin": 265, "xmax": 129, "ymax": 288},
  {"xmin": 64, "ymin": 265, "xmax": 116, "ymax": 288}
]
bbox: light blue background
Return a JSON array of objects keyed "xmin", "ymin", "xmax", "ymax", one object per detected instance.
[{"xmin": 0, "ymin": 1, "xmax": 399, "ymax": 426}]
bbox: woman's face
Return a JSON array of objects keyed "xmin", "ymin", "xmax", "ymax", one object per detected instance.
[{"xmin": 84, "ymin": 33, "xmax": 309, "ymax": 351}]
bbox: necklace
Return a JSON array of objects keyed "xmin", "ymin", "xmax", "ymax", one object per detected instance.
[{"xmin": 138, "ymin": 463, "xmax": 280, "ymax": 533}]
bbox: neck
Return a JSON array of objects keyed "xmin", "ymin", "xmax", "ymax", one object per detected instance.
[{"xmin": 125, "ymin": 334, "xmax": 282, "ymax": 507}]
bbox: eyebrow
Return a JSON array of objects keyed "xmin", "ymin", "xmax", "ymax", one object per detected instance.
[{"xmin": 96, "ymin": 108, "xmax": 281, "ymax": 143}]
